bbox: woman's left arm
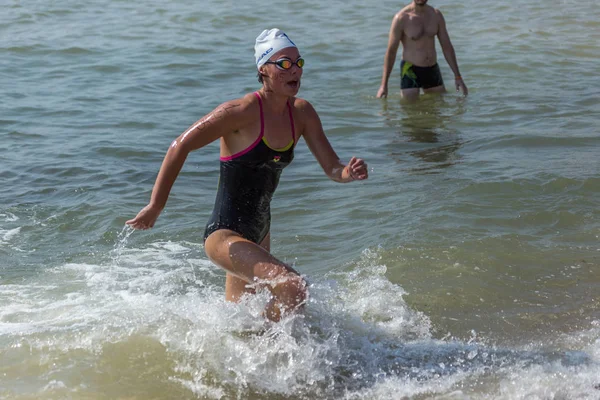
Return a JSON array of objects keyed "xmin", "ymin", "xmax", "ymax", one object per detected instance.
[{"xmin": 299, "ymin": 100, "xmax": 368, "ymax": 183}]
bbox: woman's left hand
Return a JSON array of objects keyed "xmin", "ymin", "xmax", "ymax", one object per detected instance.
[{"xmin": 346, "ymin": 156, "xmax": 368, "ymax": 181}]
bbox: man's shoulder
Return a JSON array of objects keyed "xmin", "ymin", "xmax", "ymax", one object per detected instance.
[
  {"xmin": 394, "ymin": 7, "xmax": 412, "ymax": 25},
  {"xmin": 397, "ymin": 5, "xmax": 412, "ymax": 18},
  {"xmin": 430, "ymin": 6, "xmax": 444, "ymax": 19}
]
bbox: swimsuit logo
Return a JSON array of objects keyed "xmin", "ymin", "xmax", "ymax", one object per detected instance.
[
  {"xmin": 401, "ymin": 62, "xmax": 417, "ymax": 80},
  {"xmin": 273, "ymin": 155, "xmax": 281, "ymax": 162}
]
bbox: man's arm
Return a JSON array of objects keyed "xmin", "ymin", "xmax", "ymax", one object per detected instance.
[
  {"xmin": 377, "ymin": 13, "xmax": 404, "ymax": 98},
  {"xmin": 436, "ymin": 10, "xmax": 468, "ymax": 96}
]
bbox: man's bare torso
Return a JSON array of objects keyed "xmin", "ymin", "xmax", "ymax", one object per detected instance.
[{"xmin": 397, "ymin": 4, "xmax": 440, "ymax": 67}]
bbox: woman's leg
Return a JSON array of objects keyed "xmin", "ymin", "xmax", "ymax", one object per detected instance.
[
  {"xmin": 205, "ymin": 229, "xmax": 307, "ymax": 321},
  {"xmin": 224, "ymin": 232, "xmax": 270, "ymax": 301}
]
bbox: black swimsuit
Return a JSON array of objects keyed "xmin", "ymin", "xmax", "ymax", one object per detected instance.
[
  {"xmin": 400, "ymin": 60, "xmax": 445, "ymax": 90},
  {"xmin": 203, "ymin": 92, "xmax": 296, "ymax": 244}
]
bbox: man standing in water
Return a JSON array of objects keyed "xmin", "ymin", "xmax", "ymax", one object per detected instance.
[{"xmin": 376, "ymin": 0, "xmax": 468, "ymax": 100}]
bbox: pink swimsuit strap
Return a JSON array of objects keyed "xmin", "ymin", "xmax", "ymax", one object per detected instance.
[{"xmin": 220, "ymin": 92, "xmax": 295, "ymax": 161}]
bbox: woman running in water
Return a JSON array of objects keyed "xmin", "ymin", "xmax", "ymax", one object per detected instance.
[{"xmin": 127, "ymin": 29, "xmax": 368, "ymax": 321}]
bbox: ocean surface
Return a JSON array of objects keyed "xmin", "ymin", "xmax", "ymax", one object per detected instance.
[{"xmin": 2, "ymin": 0, "xmax": 600, "ymax": 398}]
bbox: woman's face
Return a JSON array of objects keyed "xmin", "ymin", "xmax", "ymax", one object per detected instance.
[{"xmin": 259, "ymin": 47, "xmax": 303, "ymax": 96}]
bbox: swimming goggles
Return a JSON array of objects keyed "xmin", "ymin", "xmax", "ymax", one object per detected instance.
[{"xmin": 264, "ymin": 57, "xmax": 305, "ymax": 70}]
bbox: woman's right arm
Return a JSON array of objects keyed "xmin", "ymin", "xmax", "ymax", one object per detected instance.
[{"xmin": 126, "ymin": 100, "xmax": 247, "ymax": 229}]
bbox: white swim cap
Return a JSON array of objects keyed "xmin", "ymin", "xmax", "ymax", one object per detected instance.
[{"xmin": 254, "ymin": 28, "xmax": 297, "ymax": 69}]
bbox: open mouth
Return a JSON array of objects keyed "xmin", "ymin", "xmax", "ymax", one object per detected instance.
[{"xmin": 286, "ymin": 79, "xmax": 300, "ymax": 89}]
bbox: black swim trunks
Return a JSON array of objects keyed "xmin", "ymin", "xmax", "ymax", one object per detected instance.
[
  {"xmin": 400, "ymin": 60, "xmax": 444, "ymax": 90},
  {"xmin": 203, "ymin": 92, "xmax": 296, "ymax": 244}
]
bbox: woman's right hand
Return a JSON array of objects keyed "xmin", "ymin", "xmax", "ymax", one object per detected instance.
[{"xmin": 126, "ymin": 204, "xmax": 163, "ymax": 230}]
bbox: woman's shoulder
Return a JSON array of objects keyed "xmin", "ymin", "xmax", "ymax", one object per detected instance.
[
  {"xmin": 211, "ymin": 92, "xmax": 260, "ymax": 123},
  {"xmin": 219, "ymin": 92, "xmax": 259, "ymax": 110},
  {"xmin": 289, "ymin": 96, "xmax": 316, "ymax": 113},
  {"xmin": 288, "ymin": 97, "xmax": 320, "ymax": 135}
]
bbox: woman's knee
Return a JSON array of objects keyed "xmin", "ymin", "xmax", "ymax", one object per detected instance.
[
  {"xmin": 273, "ymin": 274, "xmax": 308, "ymax": 310},
  {"xmin": 203, "ymin": 230, "xmax": 221, "ymax": 260},
  {"xmin": 204, "ymin": 229, "xmax": 238, "ymax": 263}
]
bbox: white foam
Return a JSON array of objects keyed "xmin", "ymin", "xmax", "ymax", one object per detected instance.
[
  {"xmin": 0, "ymin": 227, "xmax": 21, "ymax": 245},
  {"xmin": 0, "ymin": 212, "xmax": 19, "ymax": 222},
  {"xmin": 1, "ymin": 240, "xmax": 599, "ymax": 399}
]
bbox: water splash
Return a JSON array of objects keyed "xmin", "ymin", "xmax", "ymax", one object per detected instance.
[
  {"xmin": 109, "ymin": 224, "xmax": 136, "ymax": 266},
  {"xmin": 1, "ymin": 240, "xmax": 599, "ymax": 399}
]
